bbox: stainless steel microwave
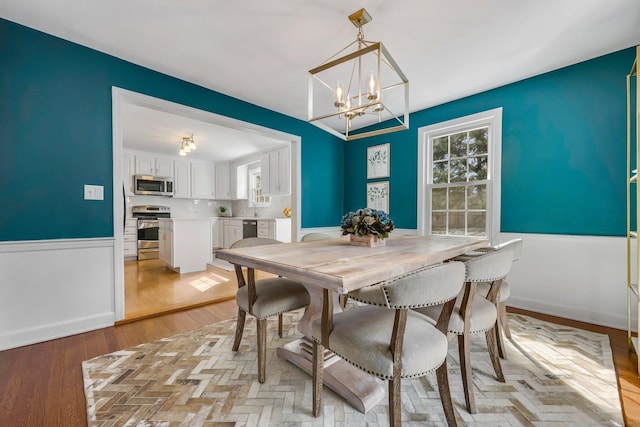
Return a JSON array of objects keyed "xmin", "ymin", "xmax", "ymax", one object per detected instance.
[{"xmin": 134, "ymin": 175, "xmax": 174, "ymax": 196}]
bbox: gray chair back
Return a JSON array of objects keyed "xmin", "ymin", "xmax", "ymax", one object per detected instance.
[
  {"xmin": 231, "ymin": 237, "xmax": 282, "ymax": 248},
  {"xmin": 465, "ymin": 247, "xmax": 514, "ymax": 283},
  {"xmin": 301, "ymin": 233, "xmax": 333, "ymax": 242},
  {"xmin": 379, "ymin": 261, "xmax": 465, "ymax": 309},
  {"xmin": 494, "ymin": 238, "xmax": 523, "ymax": 261}
]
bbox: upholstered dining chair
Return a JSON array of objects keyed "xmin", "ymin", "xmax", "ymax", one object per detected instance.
[
  {"xmin": 453, "ymin": 239, "xmax": 523, "ymax": 358},
  {"xmin": 415, "ymin": 248, "xmax": 515, "ymax": 414},
  {"xmin": 311, "ymin": 262, "xmax": 466, "ymax": 426},
  {"xmin": 300, "ymin": 232, "xmax": 333, "ymax": 242},
  {"xmin": 229, "ymin": 237, "xmax": 310, "ymax": 383}
]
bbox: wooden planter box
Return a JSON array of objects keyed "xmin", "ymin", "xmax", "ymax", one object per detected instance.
[{"xmin": 349, "ymin": 234, "xmax": 386, "ymax": 247}]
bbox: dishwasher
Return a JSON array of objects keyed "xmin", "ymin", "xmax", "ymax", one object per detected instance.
[{"xmin": 242, "ymin": 220, "xmax": 257, "ymax": 238}]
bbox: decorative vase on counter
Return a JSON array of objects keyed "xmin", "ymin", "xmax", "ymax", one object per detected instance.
[{"xmin": 349, "ymin": 234, "xmax": 386, "ymax": 247}]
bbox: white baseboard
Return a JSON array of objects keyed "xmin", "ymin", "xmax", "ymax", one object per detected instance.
[{"xmin": 0, "ymin": 312, "xmax": 115, "ymax": 351}]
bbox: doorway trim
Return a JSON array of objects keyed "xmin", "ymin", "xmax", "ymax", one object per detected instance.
[{"xmin": 112, "ymin": 87, "xmax": 302, "ymax": 321}]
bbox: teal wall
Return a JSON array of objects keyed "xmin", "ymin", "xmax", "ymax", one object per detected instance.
[
  {"xmin": 0, "ymin": 18, "xmax": 344, "ymax": 241},
  {"xmin": 1, "ymin": 16, "xmax": 634, "ymax": 240},
  {"xmin": 344, "ymin": 48, "xmax": 635, "ymax": 236}
]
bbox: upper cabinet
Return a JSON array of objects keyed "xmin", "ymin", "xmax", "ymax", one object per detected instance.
[
  {"xmin": 135, "ymin": 153, "xmax": 173, "ymax": 177},
  {"xmin": 190, "ymin": 160, "xmax": 215, "ymax": 199},
  {"xmin": 214, "ymin": 163, "xmax": 231, "ymax": 199},
  {"xmin": 214, "ymin": 161, "xmax": 249, "ymax": 200},
  {"xmin": 262, "ymin": 144, "xmax": 291, "ymax": 196},
  {"xmin": 173, "ymin": 159, "xmax": 191, "ymax": 199}
]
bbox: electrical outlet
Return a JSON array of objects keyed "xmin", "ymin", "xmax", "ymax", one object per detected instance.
[{"xmin": 84, "ymin": 184, "xmax": 104, "ymax": 200}]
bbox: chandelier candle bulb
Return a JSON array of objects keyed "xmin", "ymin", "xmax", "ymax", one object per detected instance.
[
  {"xmin": 335, "ymin": 81, "xmax": 344, "ymax": 107},
  {"xmin": 367, "ymin": 71, "xmax": 377, "ymax": 100}
]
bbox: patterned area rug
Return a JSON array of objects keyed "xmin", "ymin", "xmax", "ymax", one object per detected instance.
[{"xmin": 83, "ymin": 312, "xmax": 623, "ymax": 426}]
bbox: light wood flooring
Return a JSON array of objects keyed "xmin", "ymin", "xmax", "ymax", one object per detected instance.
[{"xmin": 123, "ymin": 258, "xmax": 240, "ymax": 321}]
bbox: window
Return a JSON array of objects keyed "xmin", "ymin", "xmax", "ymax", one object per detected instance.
[
  {"xmin": 249, "ymin": 166, "xmax": 270, "ymax": 207},
  {"xmin": 417, "ymin": 108, "xmax": 502, "ymax": 243}
]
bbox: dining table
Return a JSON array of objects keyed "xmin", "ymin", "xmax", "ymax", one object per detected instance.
[{"xmin": 215, "ymin": 234, "xmax": 488, "ymax": 413}]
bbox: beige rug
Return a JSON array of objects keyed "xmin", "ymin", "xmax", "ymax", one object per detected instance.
[{"xmin": 83, "ymin": 312, "xmax": 623, "ymax": 426}]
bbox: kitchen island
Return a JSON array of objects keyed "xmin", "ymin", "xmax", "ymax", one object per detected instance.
[
  {"xmin": 158, "ymin": 218, "xmax": 211, "ymax": 274},
  {"xmin": 159, "ymin": 216, "xmax": 292, "ymax": 273}
]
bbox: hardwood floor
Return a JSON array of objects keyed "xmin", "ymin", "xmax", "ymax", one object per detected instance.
[
  {"xmin": 123, "ymin": 258, "xmax": 238, "ymax": 321},
  {"xmin": 1, "ymin": 302, "xmax": 640, "ymax": 426}
]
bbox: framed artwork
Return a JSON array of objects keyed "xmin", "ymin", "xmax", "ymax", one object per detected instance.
[
  {"xmin": 367, "ymin": 143, "xmax": 390, "ymax": 179},
  {"xmin": 366, "ymin": 181, "xmax": 389, "ymax": 213}
]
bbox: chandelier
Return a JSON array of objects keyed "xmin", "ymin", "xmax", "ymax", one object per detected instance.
[
  {"xmin": 308, "ymin": 8, "xmax": 409, "ymax": 141},
  {"xmin": 178, "ymin": 134, "xmax": 196, "ymax": 156}
]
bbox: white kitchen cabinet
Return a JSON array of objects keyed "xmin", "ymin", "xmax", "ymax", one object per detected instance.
[
  {"xmin": 123, "ymin": 218, "xmax": 138, "ymax": 260},
  {"xmin": 173, "ymin": 159, "xmax": 191, "ymax": 198},
  {"xmin": 136, "ymin": 154, "xmax": 173, "ymax": 177},
  {"xmin": 222, "ymin": 219, "xmax": 243, "ymax": 248},
  {"xmin": 215, "ymin": 162, "xmax": 248, "ymax": 200},
  {"xmin": 159, "ymin": 218, "xmax": 211, "ymax": 274},
  {"xmin": 257, "ymin": 218, "xmax": 291, "ymax": 242},
  {"xmin": 262, "ymin": 145, "xmax": 290, "ymax": 195},
  {"xmin": 158, "ymin": 222, "xmax": 174, "ymax": 266},
  {"xmin": 215, "ymin": 162, "xmax": 230, "ymax": 199},
  {"xmin": 122, "ymin": 150, "xmax": 136, "ymax": 196},
  {"xmin": 190, "ymin": 160, "xmax": 215, "ymax": 199},
  {"xmin": 234, "ymin": 163, "xmax": 249, "ymax": 199}
]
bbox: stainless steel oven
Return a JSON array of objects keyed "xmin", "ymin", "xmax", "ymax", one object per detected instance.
[{"xmin": 132, "ymin": 205, "xmax": 170, "ymax": 260}]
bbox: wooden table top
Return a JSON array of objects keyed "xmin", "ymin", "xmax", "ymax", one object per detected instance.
[{"xmin": 216, "ymin": 235, "xmax": 488, "ymax": 293}]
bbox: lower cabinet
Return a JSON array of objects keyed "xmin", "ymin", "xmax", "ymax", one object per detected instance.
[
  {"xmin": 257, "ymin": 218, "xmax": 291, "ymax": 243},
  {"xmin": 222, "ymin": 219, "xmax": 243, "ymax": 248},
  {"xmin": 124, "ymin": 218, "xmax": 138, "ymax": 260},
  {"xmin": 159, "ymin": 218, "xmax": 211, "ymax": 274}
]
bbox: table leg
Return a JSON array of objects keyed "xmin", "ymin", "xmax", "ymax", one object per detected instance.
[{"xmin": 276, "ymin": 285, "xmax": 385, "ymax": 414}]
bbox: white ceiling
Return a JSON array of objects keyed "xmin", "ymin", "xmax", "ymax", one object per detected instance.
[{"xmin": 2, "ymin": 1, "xmax": 639, "ymax": 160}]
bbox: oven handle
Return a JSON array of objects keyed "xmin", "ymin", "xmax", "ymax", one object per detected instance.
[{"xmin": 138, "ymin": 220, "xmax": 159, "ymax": 229}]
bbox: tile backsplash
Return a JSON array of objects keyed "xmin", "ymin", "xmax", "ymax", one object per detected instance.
[{"xmin": 127, "ymin": 195, "xmax": 291, "ymax": 219}]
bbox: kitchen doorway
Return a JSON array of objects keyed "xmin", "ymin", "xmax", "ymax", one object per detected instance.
[{"xmin": 112, "ymin": 87, "xmax": 302, "ymax": 322}]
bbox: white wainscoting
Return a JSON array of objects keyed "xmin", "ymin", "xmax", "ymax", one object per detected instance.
[
  {"xmin": 500, "ymin": 232, "xmax": 629, "ymax": 331},
  {"xmin": 0, "ymin": 238, "xmax": 116, "ymax": 351},
  {"xmin": 0, "ymin": 231, "xmax": 629, "ymax": 351}
]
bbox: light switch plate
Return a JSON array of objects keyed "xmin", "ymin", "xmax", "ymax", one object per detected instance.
[{"xmin": 84, "ymin": 184, "xmax": 104, "ymax": 200}]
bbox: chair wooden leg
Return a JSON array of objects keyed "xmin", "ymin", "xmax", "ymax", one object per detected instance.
[
  {"xmin": 312, "ymin": 341, "xmax": 323, "ymax": 417},
  {"xmin": 257, "ymin": 318, "xmax": 267, "ymax": 383},
  {"xmin": 496, "ymin": 303, "xmax": 507, "ymax": 360},
  {"xmin": 485, "ymin": 326, "xmax": 505, "ymax": 383},
  {"xmin": 232, "ymin": 309, "xmax": 246, "ymax": 351},
  {"xmin": 436, "ymin": 360, "xmax": 457, "ymax": 427},
  {"xmin": 388, "ymin": 377, "xmax": 401, "ymax": 427},
  {"xmin": 458, "ymin": 333, "xmax": 476, "ymax": 414},
  {"xmin": 339, "ymin": 294, "xmax": 348, "ymax": 310},
  {"xmin": 501, "ymin": 303, "xmax": 512, "ymax": 338},
  {"xmin": 278, "ymin": 313, "xmax": 283, "ymax": 338}
]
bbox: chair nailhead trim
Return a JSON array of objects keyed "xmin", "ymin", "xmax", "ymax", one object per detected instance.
[{"xmin": 311, "ymin": 337, "xmax": 439, "ymax": 380}]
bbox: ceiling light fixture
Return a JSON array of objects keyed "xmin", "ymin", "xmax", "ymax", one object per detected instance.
[
  {"xmin": 308, "ymin": 8, "xmax": 409, "ymax": 141},
  {"xmin": 178, "ymin": 134, "xmax": 196, "ymax": 156}
]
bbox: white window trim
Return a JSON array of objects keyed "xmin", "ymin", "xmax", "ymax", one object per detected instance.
[
  {"xmin": 417, "ymin": 107, "xmax": 502, "ymax": 244},
  {"xmin": 248, "ymin": 165, "xmax": 271, "ymax": 207}
]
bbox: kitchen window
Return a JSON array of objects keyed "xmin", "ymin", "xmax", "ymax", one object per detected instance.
[
  {"xmin": 417, "ymin": 108, "xmax": 502, "ymax": 243},
  {"xmin": 249, "ymin": 166, "xmax": 270, "ymax": 207}
]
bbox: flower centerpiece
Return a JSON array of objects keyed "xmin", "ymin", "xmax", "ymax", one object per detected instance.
[{"xmin": 340, "ymin": 208, "xmax": 394, "ymax": 247}]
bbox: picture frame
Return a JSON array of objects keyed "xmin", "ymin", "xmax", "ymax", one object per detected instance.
[
  {"xmin": 367, "ymin": 143, "xmax": 390, "ymax": 179},
  {"xmin": 366, "ymin": 181, "xmax": 389, "ymax": 213}
]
